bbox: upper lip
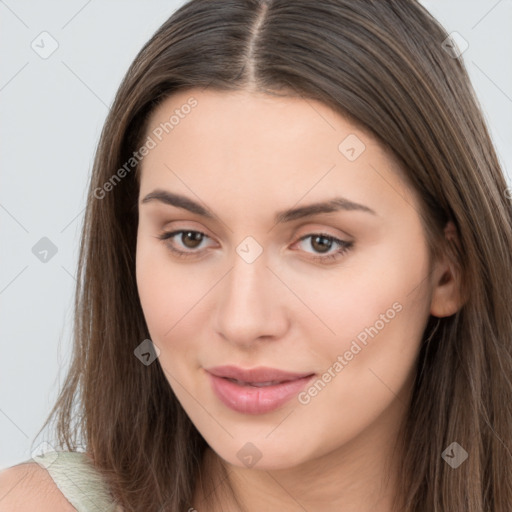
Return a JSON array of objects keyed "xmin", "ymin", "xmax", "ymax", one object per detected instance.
[{"xmin": 205, "ymin": 365, "xmax": 315, "ymax": 383}]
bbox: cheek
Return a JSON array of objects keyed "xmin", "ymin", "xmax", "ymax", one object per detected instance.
[
  {"xmin": 135, "ymin": 233, "xmax": 182, "ymax": 345},
  {"xmin": 298, "ymin": 232, "xmax": 431, "ymax": 369},
  {"xmin": 136, "ymin": 238, "xmax": 163, "ymax": 332},
  {"xmin": 135, "ymin": 235, "xmax": 210, "ymax": 360},
  {"xmin": 292, "ymin": 254, "xmax": 430, "ymax": 448}
]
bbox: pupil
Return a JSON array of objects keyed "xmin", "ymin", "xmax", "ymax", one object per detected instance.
[
  {"xmin": 312, "ymin": 235, "xmax": 331, "ymax": 253},
  {"xmin": 183, "ymin": 231, "xmax": 202, "ymax": 248}
]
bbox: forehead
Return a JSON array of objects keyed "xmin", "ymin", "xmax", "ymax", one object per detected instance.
[
  {"xmin": 146, "ymin": 87, "xmax": 373, "ymax": 149},
  {"xmin": 139, "ymin": 88, "xmax": 416, "ymax": 221}
]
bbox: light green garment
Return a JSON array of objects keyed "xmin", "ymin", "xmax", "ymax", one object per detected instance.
[{"xmin": 29, "ymin": 450, "xmax": 118, "ymax": 511}]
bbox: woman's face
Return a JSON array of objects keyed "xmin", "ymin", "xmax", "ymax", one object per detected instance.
[{"xmin": 135, "ymin": 87, "xmax": 454, "ymax": 470}]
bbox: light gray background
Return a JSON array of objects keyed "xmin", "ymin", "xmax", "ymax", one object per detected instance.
[{"xmin": 1, "ymin": 0, "xmax": 511, "ymax": 469}]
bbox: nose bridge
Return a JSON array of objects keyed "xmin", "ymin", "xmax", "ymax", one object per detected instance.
[
  {"xmin": 214, "ymin": 239, "xmax": 285, "ymax": 343},
  {"xmin": 224, "ymin": 243, "xmax": 269, "ymax": 315}
]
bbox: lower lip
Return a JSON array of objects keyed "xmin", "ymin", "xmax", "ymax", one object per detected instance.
[{"xmin": 207, "ymin": 372, "xmax": 315, "ymax": 414}]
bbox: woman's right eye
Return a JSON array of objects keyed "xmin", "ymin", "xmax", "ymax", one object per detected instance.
[{"xmin": 155, "ymin": 230, "xmax": 212, "ymax": 258}]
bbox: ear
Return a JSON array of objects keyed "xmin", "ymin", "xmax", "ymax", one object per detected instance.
[{"xmin": 429, "ymin": 220, "xmax": 463, "ymax": 318}]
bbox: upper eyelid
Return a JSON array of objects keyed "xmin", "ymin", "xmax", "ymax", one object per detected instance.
[{"xmin": 159, "ymin": 220, "xmax": 350, "ymax": 240}]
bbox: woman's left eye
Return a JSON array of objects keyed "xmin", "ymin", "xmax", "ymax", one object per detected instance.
[
  {"xmin": 155, "ymin": 229, "xmax": 353, "ymax": 264},
  {"xmin": 294, "ymin": 233, "xmax": 353, "ymax": 263}
]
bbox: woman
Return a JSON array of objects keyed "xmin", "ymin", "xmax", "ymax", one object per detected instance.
[{"xmin": 1, "ymin": 0, "xmax": 511, "ymax": 511}]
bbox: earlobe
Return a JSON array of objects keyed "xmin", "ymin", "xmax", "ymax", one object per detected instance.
[
  {"xmin": 429, "ymin": 221, "xmax": 463, "ymax": 318},
  {"xmin": 430, "ymin": 268, "xmax": 460, "ymax": 318}
]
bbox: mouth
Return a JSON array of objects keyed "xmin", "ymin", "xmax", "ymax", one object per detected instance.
[
  {"xmin": 222, "ymin": 378, "xmax": 301, "ymax": 387},
  {"xmin": 205, "ymin": 366, "xmax": 316, "ymax": 414},
  {"xmin": 205, "ymin": 364, "xmax": 314, "ymax": 383}
]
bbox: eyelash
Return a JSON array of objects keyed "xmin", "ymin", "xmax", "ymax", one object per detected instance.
[{"xmin": 155, "ymin": 229, "xmax": 353, "ymax": 264}]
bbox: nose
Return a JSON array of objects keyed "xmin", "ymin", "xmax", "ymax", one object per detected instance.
[{"xmin": 213, "ymin": 248, "xmax": 289, "ymax": 348}]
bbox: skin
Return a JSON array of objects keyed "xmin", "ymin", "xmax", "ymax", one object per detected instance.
[{"xmin": 135, "ymin": 87, "xmax": 461, "ymax": 512}]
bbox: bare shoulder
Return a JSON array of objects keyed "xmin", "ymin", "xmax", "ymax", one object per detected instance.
[{"xmin": 0, "ymin": 461, "xmax": 76, "ymax": 511}]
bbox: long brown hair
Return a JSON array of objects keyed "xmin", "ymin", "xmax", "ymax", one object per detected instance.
[{"xmin": 34, "ymin": 1, "xmax": 512, "ymax": 510}]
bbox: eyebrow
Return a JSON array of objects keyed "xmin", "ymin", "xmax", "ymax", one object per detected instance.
[{"xmin": 140, "ymin": 189, "xmax": 377, "ymax": 223}]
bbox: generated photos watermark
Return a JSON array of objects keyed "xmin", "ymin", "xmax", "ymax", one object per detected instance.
[
  {"xmin": 94, "ymin": 96, "xmax": 198, "ymax": 200},
  {"xmin": 298, "ymin": 301, "xmax": 403, "ymax": 405}
]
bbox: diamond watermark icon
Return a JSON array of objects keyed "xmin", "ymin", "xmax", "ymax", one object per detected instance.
[
  {"xmin": 441, "ymin": 32, "xmax": 469, "ymax": 59},
  {"xmin": 32, "ymin": 237, "xmax": 58, "ymax": 263},
  {"xmin": 236, "ymin": 236, "xmax": 263, "ymax": 264},
  {"xmin": 31, "ymin": 441, "xmax": 59, "ymax": 469},
  {"xmin": 338, "ymin": 134, "xmax": 366, "ymax": 161},
  {"xmin": 31, "ymin": 31, "xmax": 59, "ymax": 59},
  {"xmin": 134, "ymin": 338, "xmax": 160, "ymax": 366},
  {"xmin": 236, "ymin": 442, "xmax": 262, "ymax": 468},
  {"xmin": 441, "ymin": 441, "xmax": 468, "ymax": 469}
]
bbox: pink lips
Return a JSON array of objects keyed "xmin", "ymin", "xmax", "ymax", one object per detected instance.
[{"xmin": 205, "ymin": 365, "xmax": 315, "ymax": 414}]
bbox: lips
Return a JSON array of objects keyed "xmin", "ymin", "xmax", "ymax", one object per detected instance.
[
  {"xmin": 205, "ymin": 365, "xmax": 314, "ymax": 384},
  {"xmin": 205, "ymin": 365, "xmax": 316, "ymax": 414}
]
